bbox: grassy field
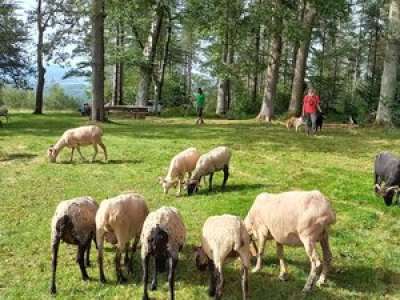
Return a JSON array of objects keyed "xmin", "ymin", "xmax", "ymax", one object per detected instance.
[{"xmin": 1, "ymin": 113, "xmax": 400, "ymax": 300}]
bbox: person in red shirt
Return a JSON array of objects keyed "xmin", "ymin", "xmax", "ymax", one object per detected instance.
[{"xmin": 302, "ymin": 88, "xmax": 322, "ymax": 135}]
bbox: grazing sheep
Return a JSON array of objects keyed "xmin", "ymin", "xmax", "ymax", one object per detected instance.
[
  {"xmin": 159, "ymin": 147, "xmax": 201, "ymax": 196},
  {"xmin": 194, "ymin": 215, "xmax": 250, "ymax": 300},
  {"xmin": 187, "ymin": 146, "xmax": 231, "ymax": 195},
  {"xmin": 50, "ymin": 196, "xmax": 98, "ymax": 294},
  {"xmin": 96, "ymin": 192, "xmax": 149, "ymax": 283},
  {"xmin": 47, "ymin": 125, "xmax": 107, "ymax": 163},
  {"xmin": 374, "ymin": 151, "xmax": 400, "ymax": 206},
  {"xmin": 141, "ymin": 207, "xmax": 186, "ymax": 300},
  {"xmin": 244, "ymin": 191, "xmax": 336, "ymax": 292},
  {"xmin": 286, "ymin": 116, "xmax": 304, "ymax": 132}
]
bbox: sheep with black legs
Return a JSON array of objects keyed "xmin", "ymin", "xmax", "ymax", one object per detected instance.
[
  {"xmin": 50, "ymin": 196, "xmax": 98, "ymax": 294},
  {"xmin": 194, "ymin": 214, "xmax": 250, "ymax": 300},
  {"xmin": 187, "ymin": 146, "xmax": 231, "ymax": 195},
  {"xmin": 141, "ymin": 206, "xmax": 186, "ymax": 300},
  {"xmin": 159, "ymin": 147, "xmax": 201, "ymax": 196},
  {"xmin": 47, "ymin": 125, "xmax": 107, "ymax": 163},
  {"xmin": 244, "ymin": 191, "xmax": 336, "ymax": 292},
  {"xmin": 96, "ymin": 192, "xmax": 149, "ymax": 284}
]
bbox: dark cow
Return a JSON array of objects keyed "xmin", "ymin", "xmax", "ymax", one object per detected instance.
[{"xmin": 374, "ymin": 151, "xmax": 400, "ymax": 206}]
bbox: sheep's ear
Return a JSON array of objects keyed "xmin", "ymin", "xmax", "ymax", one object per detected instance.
[
  {"xmin": 158, "ymin": 177, "xmax": 164, "ymax": 184},
  {"xmin": 192, "ymin": 245, "xmax": 201, "ymax": 252}
]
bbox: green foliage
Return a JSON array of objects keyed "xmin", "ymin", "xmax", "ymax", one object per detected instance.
[
  {"xmin": 1, "ymin": 85, "xmax": 79, "ymax": 111},
  {"xmin": 45, "ymin": 84, "xmax": 80, "ymax": 110}
]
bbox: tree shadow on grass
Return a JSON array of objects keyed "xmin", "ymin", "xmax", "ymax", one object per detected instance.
[
  {"xmin": 192, "ymin": 183, "xmax": 268, "ymax": 196},
  {"xmin": 0, "ymin": 153, "xmax": 37, "ymax": 162}
]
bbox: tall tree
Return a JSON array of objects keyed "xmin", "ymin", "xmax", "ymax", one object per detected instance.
[
  {"xmin": 112, "ymin": 20, "xmax": 124, "ymax": 106},
  {"xmin": 376, "ymin": 0, "xmax": 400, "ymax": 124},
  {"xmin": 288, "ymin": 0, "xmax": 317, "ymax": 116},
  {"xmin": 257, "ymin": 0, "xmax": 283, "ymax": 121},
  {"xmin": 136, "ymin": 0, "xmax": 164, "ymax": 107},
  {"xmin": 91, "ymin": 0, "xmax": 105, "ymax": 121},
  {"xmin": 0, "ymin": 1, "xmax": 30, "ymax": 86}
]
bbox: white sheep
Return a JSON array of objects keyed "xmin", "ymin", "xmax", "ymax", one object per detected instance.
[
  {"xmin": 159, "ymin": 147, "xmax": 201, "ymax": 196},
  {"xmin": 47, "ymin": 125, "xmax": 107, "ymax": 163},
  {"xmin": 194, "ymin": 214, "xmax": 250, "ymax": 300},
  {"xmin": 187, "ymin": 146, "xmax": 231, "ymax": 195},
  {"xmin": 244, "ymin": 190, "xmax": 336, "ymax": 292},
  {"xmin": 141, "ymin": 206, "xmax": 186, "ymax": 300},
  {"xmin": 50, "ymin": 196, "xmax": 98, "ymax": 294},
  {"xmin": 96, "ymin": 192, "xmax": 149, "ymax": 283}
]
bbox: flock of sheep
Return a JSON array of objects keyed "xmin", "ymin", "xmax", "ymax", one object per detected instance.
[{"xmin": 47, "ymin": 124, "xmax": 395, "ymax": 300}]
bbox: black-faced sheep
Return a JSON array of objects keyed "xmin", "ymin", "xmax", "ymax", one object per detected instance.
[
  {"xmin": 141, "ymin": 207, "xmax": 186, "ymax": 300},
  {"xmin": 96, "ymin": 192, "xmax": 149, "ymax": 283},
  {"xmin": 159, "ymin": 147, "xmax": 201, "ymax": 196},
  {"xmin": 47, "ymin": 125, "xmax": 107, "ymax": 163},
  {"xmin": 50, "ymin": 196, "xmax": 98, "ymax": 294},
  {"xmin": 187, "ymin": 146, "xmax": 231, "ymax": 195},
  {"xmin": 244, "ymin": 191, "xmax": 336, "ymax": 292},
  {"xmin": 194, "ymin": 214, "xmax": 250, "ymax": 300},
  {"xmin": 374, "ymin": 151, "xmax": 400, "ymax": 206}
]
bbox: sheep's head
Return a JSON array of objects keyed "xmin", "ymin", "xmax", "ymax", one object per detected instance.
[
  {"xmin": 193, "ymin": 246, "xmax": 208, "ymax": 271},
  {"xmin": 186, "ymin": 180, "xmax": 199, "ymax": 196},
  {"xmin": 158, "ymin": 177, "xmax": 177, "ymax": 194},
  {"xmin": 149, "ymin": 225, "xmax": 169, "ymax": 256},
  {"xmin": 244, "ymin": 216, "xmax": 258, "ymax": 257},
  {"xmin": 375, "ymin": 182, "xmax": 398, "ymax": 206},
  {"xmin": 47, "ymin": 145, "xmax": 57, "ymax": 163}
]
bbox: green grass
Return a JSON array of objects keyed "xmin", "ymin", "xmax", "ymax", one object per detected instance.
[{"xmin": 1, "ymin": 113, "xmax": 400, "ymax": 299}]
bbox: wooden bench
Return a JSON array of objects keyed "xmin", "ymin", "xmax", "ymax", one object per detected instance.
[{"xmin": 104, "ymin": 105, "xmax": 148, "ymax": 119}]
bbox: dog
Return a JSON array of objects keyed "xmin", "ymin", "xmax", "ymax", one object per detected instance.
[
  {"xmin": 316, "ymin": 112, "xmax": 324, "ymax": 131},
  {"xmin": 286, "ymin": 116, "xmax": 304, "ymax": 132}
]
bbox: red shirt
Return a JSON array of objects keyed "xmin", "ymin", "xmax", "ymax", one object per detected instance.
[{"xmin": 303, "ymin": 95, "xmax": 320, "ymax": 113}]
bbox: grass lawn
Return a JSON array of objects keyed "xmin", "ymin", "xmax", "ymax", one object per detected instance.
[{"xmin": 1, "ymin": 112, "xmax": 400, "ymax": 300}]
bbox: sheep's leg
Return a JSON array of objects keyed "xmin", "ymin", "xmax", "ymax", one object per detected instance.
[
  {"xmin": 96, "ymin": 230, "xmax": 107, "ymax": 283},
  {"xmin": 208, "ymin": 260, "xmax": 217, "ymax": 297},
  {"xmin": 168, "ymin": 256, "xmax": 178, "ymax": 300},
  {"xmin": 253, "ymin": 234, "xmax": 266, "ymax": 273},
  {"xmin": 276, "ymin": 243, "xmax": 289, "ymax": 281},
  {"xmin": 50, "ymin": 236, "xmax": 60, "ymax": 294},
  {"xmin": 124, "ymin": 242, "xmax": 133, "ymax": 275},
  {"xmin": 239, "ymin": 250, "xmax": 250, "ymax": 300},
  {"xmin": 151, "ymin": 256, "xmax": 158, "ymax": 291},
  {"xmin": 92, "ymin": 144, "xmax": 98, "ymax": 162},
  {"xmin": 98, "ymin": 142, "xmax": 108, "ymax": 162},
  {"xmin": 142, "ymin": 255, "xmax": 150, "ymax": 300},
  {"xmin": 115, "ymin": 248, "xmax": 127, "ymax": 283},
  {"xmin": 208, "ymin": 173, "xmax": 214, "ymax": 192},
  {"xmin": 77, "ymin": 243, "xmax": 90, "ymax": 281},
  {"xmin": 215, "ymin": 264, "xmax": 224, "ymax": 300},
  {"xmin": 317, "ymin": 231, "xmax": 332, "ymax": 287},
  {"xmin": 70, "ymin": 147, "xmax": 75, "ymax": 162},
  {"xmin": 222, "ymin": 165, "xmax": 229, "ymax": 190},
  {"xmin": 302, "ymin": 239, "xmax": 321, "ymax": 292},
  {"xmin": 76, "ymin": 146, "xmax": 86, "ymax": 161},
  {"xmin": 85, "ymin": 237, "xmax": 92, "ymax": 267},
  {"xmin": 176, "ymin": 178, "xmax": 182, "ymax": 196}
]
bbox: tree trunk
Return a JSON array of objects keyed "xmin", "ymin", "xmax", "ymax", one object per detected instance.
[
  {"xmin": 216, "ymin": 29, "xmax": 230, "ymax": 116},
  {"xmin": 252, "ymin": 24, "xmax": 261, "ymax": 103},
  {"xmin": 288, "ymin": 1, "xmax": 317, "ymax": 116},
  {"xmin": 257, "ymin": 12, "xmax": 283, "ymax": 122},
  {"xmin": 136, "ymin": 1, "xmax": 163, "ymax": 106},
  {"xmin": 155, "ymin": 10, "xmax": 172, "ymax": 113},
  {"xmin": 112, "ymin": 21, "xmax": 124, "ymax": 106},
  {"xmin": 376, "ymin": 0, "xmax": 400, "ymax": 124},
  {"xmin": 91, "ymin": 0, "xmax": 105, "ymax": 121},
  {"xmin": 34, "ymin": 0, "xmax": 45, "ymax": 115},
  {"xmin": 257, "ymin": 0, "xmax": 283, "ymax": 121}
]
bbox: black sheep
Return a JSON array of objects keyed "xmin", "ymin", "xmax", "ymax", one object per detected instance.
[{"xmin": 374, "ymin": 151, "xmax": 400, "ymax": 206}]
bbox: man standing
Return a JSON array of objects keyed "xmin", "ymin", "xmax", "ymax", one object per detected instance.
[
  {"xmin": 194, "ymin": 88, "xmax": 205, "ymax": 125},
  {"xmin": 302, "ymin": 88, "xmax": 322, "ymax": 135}
]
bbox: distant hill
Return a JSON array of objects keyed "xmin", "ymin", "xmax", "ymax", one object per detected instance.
[{"xmin": 43, "ymin": 65, "xmax": 90, "ymax": 104}]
